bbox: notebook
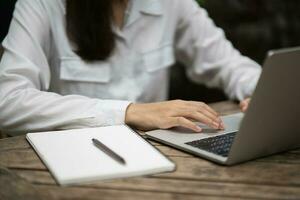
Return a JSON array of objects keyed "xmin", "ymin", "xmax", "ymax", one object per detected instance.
[{"xmin": 26, "ymin": 125, "xmax": 175, "ymax": 185}]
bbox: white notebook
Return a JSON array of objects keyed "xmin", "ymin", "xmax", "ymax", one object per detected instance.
[{"xmin": 26, "ymin": 125, "xmax": 175, "ymax": 185}]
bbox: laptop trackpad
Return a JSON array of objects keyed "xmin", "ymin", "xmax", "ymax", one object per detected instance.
[
  {"xmin": 172, "ymin": 112, "xmax": 242, "ymax": 133},
  {"xmin": 146, "ymin": 113, "xmax": 244, "ymax": 144}
]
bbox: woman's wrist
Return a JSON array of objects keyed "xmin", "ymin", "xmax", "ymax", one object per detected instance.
[
  {"xmin": 125, "ymin": 103, "xmax": 141, "ymax": 127},
  {"xmin": 125, "ymin": 103, "xmax": 156, "ymax": 131}
]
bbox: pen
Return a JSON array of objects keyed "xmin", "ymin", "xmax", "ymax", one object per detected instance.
[{"xmin": 92, "ymin": 138, "xmax": 126, "ymax": 165}]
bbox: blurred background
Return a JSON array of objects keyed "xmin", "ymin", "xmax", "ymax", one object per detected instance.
[
  {"xmin": 1, "ymin": 0, "xmax": 300, "ymax": 103},
  {"xmin": 172, "ymin": 0, "xmax": 300, "ymax": 102}
]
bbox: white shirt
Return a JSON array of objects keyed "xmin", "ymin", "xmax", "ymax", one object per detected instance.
[{"xmin": 0, "ymin": 0, "xmax": 261, "ymax": 135}]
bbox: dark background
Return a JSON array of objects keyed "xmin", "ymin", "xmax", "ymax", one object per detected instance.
[
  {"xmin": 0, "ymin": 0, "xmax": 15, "ymax": 43},
  {"xmin": 171, "ymin": 0, "xmax": 300, "ymax": 102},
  {"xmin": 1, "ymin": 0, "xmax": 300, "ymax": 102}
]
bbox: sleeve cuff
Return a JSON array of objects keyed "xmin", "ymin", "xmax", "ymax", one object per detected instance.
[
  {"xmin": 92, "ymin": 100, "xmax": 132, "ymax": 126},
  {"xmin": 237, "ymin": 69, "xmax": 261, "ymax": 101},
  {"xmin": 54, "ymin": 100, "xmax": 132, "ymax": 131}
]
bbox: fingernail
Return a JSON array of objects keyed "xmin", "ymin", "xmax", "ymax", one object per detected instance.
[
  {"xmin": 220, "ymin": 122, "xmax": 225, "ymax": 129},
  {"xmin": 196, "ymin": 126, "xmax": 202, "ymax": 132},
  {"xmin": 213, "ymin": 122, "xmax": 219, "ymax": 129}
]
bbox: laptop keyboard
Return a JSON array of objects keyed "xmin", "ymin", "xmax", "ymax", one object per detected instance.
[{"xmin": 185, "ymin": 132, "xmax": 237, "ymax": 157}]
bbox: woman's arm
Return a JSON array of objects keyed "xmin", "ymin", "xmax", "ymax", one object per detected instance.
[
  {"xmin": 174, "ymin": 0, "xmax": 261, "ymax": 101},
  {"xmin": 0, "ymin": 0, "xmax": 130, "ymax": 135}
]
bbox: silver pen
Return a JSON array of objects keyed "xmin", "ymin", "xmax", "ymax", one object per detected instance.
[{"xmin": 92, "ymin": 138, "xmax": 126, "ymax": 165}]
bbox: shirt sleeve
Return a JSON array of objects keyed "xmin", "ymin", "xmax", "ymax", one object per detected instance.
[
  {"xmin": 174, "ymin": 0, "xmax": 262, "ymax": 101},
  {"xmin": 0, "ymin": 0, "xmax": 131, "ymax": 135}
]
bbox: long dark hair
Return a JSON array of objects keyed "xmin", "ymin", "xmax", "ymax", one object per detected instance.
[{"xmin": 66, "ymin": 0, "xmax": 115, "ymax": 61}]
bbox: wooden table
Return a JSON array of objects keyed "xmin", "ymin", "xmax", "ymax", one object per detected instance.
[{"xmin": 1, "ymin": 101, "xmax": 300, "ymax": 200}]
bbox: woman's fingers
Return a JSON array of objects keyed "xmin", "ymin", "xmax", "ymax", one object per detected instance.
[
  {"xmin": 198, "ymin": 109, "xmax": 223, "ymax": 128},
  {"xmin": 182, "ymin": 101, "xmax": 224, "ymax": 129},
  {"xmin": 192, "ymin": 101, "xmax": 219, "ymax": 117},
  {"xmin": 240, "ymin": 98, "xmax": 251, "ymax": 112},
  {"xmin": 170, "ymin": 117, "xmax": 202, "ymax": 132},
  {"xmin": 181, "ymin": 110, "xmax": 220, "ymax": 129}
]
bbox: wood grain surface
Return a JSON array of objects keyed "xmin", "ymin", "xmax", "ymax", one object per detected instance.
[{"xmin": 0, "ymin": 101, "xmax": 299, "ymax": 200}]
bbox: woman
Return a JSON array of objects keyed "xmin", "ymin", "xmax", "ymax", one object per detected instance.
[{"xmin": 0, "ymin": 0, "xmax": 260, "ymax": 135}]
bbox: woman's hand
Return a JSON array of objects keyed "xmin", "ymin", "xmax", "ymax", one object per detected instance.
[
  {"xmin": 125, "ymin": 100, "xmax": 224, "ymax": 132},
  {"xmin": 240, "ymin": 98, "xmax": 251, "ymax": 112}
]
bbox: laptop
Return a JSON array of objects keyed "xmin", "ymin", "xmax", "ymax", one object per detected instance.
[{"xmin": 146, "ymin": 47, "xmax": 300, "ymax": 165}]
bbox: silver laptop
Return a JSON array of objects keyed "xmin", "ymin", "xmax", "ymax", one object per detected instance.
[{"xmin": 146, "ymin": 47, "xmax": 300, "ymax": 165}]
